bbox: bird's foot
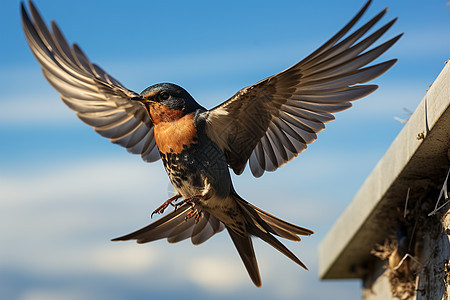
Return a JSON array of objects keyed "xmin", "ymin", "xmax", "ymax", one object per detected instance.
[
  {"xmin": 151, "ymin": 194, "xmax": 182, "ymax": 218},
  {"xmin": 173, "ymin": 194, "xmax": 204, "ymax": 210},
  {"xmin": 174, "ymin": 194, "xmax": 204, "ymax": 223},
  {"xmin": 185, "ymin": 208, "xmax": 202, "ymax": 223}
]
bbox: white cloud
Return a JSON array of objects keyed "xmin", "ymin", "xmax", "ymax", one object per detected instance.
[
  {"xmin": 186, "ymin": 255, "xmax": 248, "ymax": 292},
  {"xmin": 0, "ymin": 154, "xmax": 355, "ymax": 298},
  {"xmin": 0, "ymin": 159, "xmax": 167, "ymax": 274},
  {"xmin": 0, "ymin": 158, "xmax": 319, "ymax": 296},
  {"xmin": 0, "ymin": 159, "xmax": 165, "ymax": 206},
  {"xmin": 83, "ymin": 244, "xmax": 160, "ymax": 275}
]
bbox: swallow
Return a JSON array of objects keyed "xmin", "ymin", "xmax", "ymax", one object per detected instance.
[{"xmin": 21, "ymin": 0, "xmax": 401, "ymax": 287}]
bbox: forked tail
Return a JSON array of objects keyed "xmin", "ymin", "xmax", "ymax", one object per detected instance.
[
  {"xmin": 112, "ymin": 195, "xmax": 313, "ymax": 287},
  {"xmin": 228, "ymin": 194, "xmax": 314, "ymax": 286}
]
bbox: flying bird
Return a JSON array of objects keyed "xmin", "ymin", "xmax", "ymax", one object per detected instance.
[{"xmin": 21, "ymin": 0, "xmax": 401, "ymax": 287}]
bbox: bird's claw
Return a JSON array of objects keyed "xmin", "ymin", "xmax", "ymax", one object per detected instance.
[
  {"xmin": 185, "ymin": 208, "xmax": 202, "ymax": 223},
  {"xmin": 151, "ymin": 194, "xmax": 181, "ymax": 218},
  {"xmin": 151, "ymin": 194, "xmax": 204, "ymax": 218},
  {"xmin": 174, "ymin": 194, "xmax": 204, "ymax": 210}
]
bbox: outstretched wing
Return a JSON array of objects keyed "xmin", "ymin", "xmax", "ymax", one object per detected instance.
[
  {"xmin": 204, "ymin": 0, "xmax": 401, "ymax": 177},
  {"xmin": 21, "ymin": 1, "xmax": 159, "ymax": 162},
  {"xmin": 112, "ymin": 204, "xmax": 225, "ymax": 245}
]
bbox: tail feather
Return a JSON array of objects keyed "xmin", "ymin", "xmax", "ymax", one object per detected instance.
[
  {"xmin": 235, "ymin": 196, "xmax": 314, "ymax": 239},
  {"xmin": 248, "ymin": 218, "xmax": 308, "ymax": 270},
  {"xmin": 112, "ymin": 204, "xmax": 224, "ymax": 245},
  {"xmin": 112, "ymin": 196, "xmax": 313, "ymax": 287},
  {"xmin": 167, "ymin": 222, "xmax": 194, "ymax": 244},
  {"xmin": 251, "ymin": 203, "xmax": 314, "ymax": 236},
  {"xmin": 191, "ymin": 212, "xmax": 209, "ymax": 237},
  {"xmin": 237, "ymin": 199, "xmax": 301, "ymax": 241},
  {"xmin": 227, "ymin": 228, "xmax": 262, "ymax": 287},
  {"xmin": 232, "ymin": 195, "xmax": 312, "ymax": 272},
  {"xmin": 111, "ymin": 205, "xmax": 192, "ymax": 243},
  {"xmin": 191, "ymin": 213, "xmax": 220, "ymax": 245}
]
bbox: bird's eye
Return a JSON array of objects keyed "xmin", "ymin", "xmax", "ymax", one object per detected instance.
[{"xmin": 159, "ymin": 91, "xmax": 169, "ymax": 101}]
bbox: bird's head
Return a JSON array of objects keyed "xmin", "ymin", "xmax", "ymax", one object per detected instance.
[{"xmin": 136, "ymin": 83, "xmax": 202, "ymax": 124}]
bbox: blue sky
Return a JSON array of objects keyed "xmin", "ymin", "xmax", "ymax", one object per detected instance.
[{"xmin": 1, "ymin": 1, "xmax": 449, "ymax": 299}]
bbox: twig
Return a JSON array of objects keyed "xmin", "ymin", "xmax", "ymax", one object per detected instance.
[
  {"xmin": 404, "ymin": 187, "xmax": 411, "ymax": 218},
  {"xmin": 428, "ymin": 167, "xmax": 450, "ymax": 216},
  {"xmin": 393, "ymin": 253, "xmax": 422, "ymax": 271}
]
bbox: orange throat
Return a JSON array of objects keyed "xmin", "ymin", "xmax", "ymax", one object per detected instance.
[
  {"xmin": 148, "ymin": 103, "xmax": 185, "ymax": 124},
  {"xmin": 153, "ymin": 113, "xmax": 198, "ymax": 153}
]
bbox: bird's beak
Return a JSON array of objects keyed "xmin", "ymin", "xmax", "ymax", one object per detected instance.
[
  {"xmin": 132, "ymin": 96, "xmax": 157, "ymax": 105},
  {"xmin": 132, "ymin": 96, "xmax": 157, "ymax": 122}
]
